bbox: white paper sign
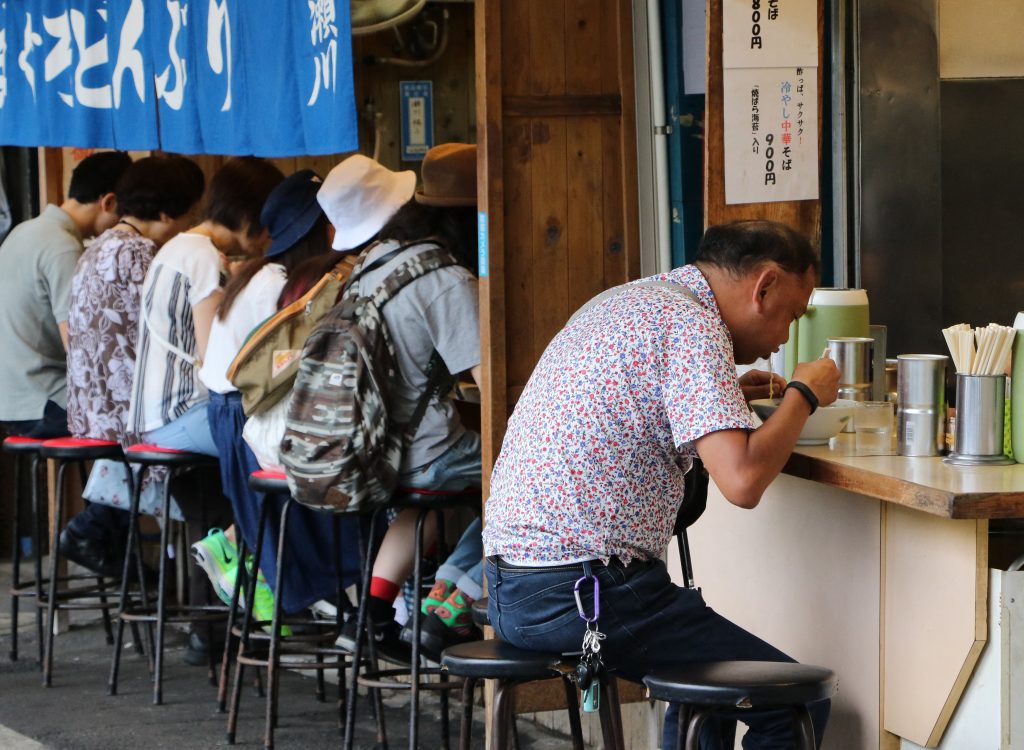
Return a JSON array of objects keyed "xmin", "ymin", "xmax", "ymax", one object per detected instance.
[
  {"xmin": 723, "ymin": 0, "xmax": 818, "ymax": 69},
  {"xmin": 723, "ymin": 66, "xmax": 819, "ymax": 204}
]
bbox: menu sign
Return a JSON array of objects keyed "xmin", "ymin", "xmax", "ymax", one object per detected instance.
[
  {"xmin": 722, "ymin": 0, "xmax": 819, "ymax": 204},
  {"xmin": 723, "ymin": 67, "xmax": 818, "ymax": 205},
  {"xmin": 723, "ymin": 0, "xmax": 817, "ymax": 69}
]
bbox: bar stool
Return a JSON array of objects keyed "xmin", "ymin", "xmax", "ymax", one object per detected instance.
[
  {"xmin": 38, "ymin": 437, "xmax": 127, "ymax": 686},
  {"xmin": 108, "ymin": 443, "xmax": 225, "ymax": 704},
  {"xmin": 441, "ymin": 599, "xmax": 625, "ymax": 750},
  {"xmin": 347, "ymin": 486, "xmax": 481, "ymax": 750},
  {"xmin": 643, "ymin": 460, "xmax": 837, "ymax": 749},
  {"xmin": 223, "ymin": 469, "xmax": 351, "ymax": 750},
  {"xmin": 643, "ymin": 661, "xmax": 836, "ymax": 750},
  {"xmin": 5, "ymin": 436, "xmax": 45, "ymax": 663}
]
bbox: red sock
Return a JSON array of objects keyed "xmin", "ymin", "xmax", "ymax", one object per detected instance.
[{"xmin": 369, "ymin": 577, "xmax": 401, "ymax": 603}]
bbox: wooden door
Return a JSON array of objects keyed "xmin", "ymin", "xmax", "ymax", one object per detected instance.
[{"xmin": 475, "ymin": 0, "xmax": 640, "ymax": 487}]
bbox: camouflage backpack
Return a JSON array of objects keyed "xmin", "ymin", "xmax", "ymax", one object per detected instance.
[{"xmin": 280, "ymin": 242, "xmax": 457, "ymax": 512}]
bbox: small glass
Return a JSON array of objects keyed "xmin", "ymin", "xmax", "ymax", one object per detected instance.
[{"xmin": 854, "ymin": 401, "xmax": 895, "ymax": 456}]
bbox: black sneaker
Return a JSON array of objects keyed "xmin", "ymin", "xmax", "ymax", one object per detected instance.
[
  {"xmin": 333, "ymin": 598, "xmax": 411, "ymax": 665},
  {"xmin": 182, "ymin": 629, "xmax": 224, "ymax": 667},
  {"xmin": 58, "ymin": 527, "xmax": 123, "ymax": 579},
  {"xmin": 400, "ymin": 612, "xmax": 479, "ymax": 662}
]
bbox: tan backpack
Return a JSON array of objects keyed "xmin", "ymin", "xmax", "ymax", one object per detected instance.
[{"xmin": 226, "ymin": 254, "xmax": 358, "ymax": 416}]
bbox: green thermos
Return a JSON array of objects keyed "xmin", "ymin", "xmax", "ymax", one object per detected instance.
[{"xmin": 784, "ymin": 288, "xmax": 871, "ymax": 379}]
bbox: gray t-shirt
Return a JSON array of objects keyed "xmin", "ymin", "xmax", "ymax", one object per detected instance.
[
  {"xmin": 356, "ymin": 239, "xmax": 480, "ymax": 471},
  {"xmin": 0, "ymin": 205, "xmax": 82, "ymax": 420}
]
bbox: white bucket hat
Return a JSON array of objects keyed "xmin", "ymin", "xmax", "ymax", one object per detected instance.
[{"xmin": 317, "ymin": 155, "xmax": 416, "ymax": 250}]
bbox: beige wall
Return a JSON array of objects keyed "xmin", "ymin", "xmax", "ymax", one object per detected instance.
[{"xmin": 939, "ymin": 0, "xmax": 1024, "ymax": 78}]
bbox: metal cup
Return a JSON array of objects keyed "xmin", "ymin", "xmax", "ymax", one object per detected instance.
[
  {"xmin": 944, "ymin": 374, "xmax": 1014, "ymax": 466},
  {"xmin": 897, "ymin": 354, "xmax": 947, "ymax": 456},
  {"xmin": 829, "ymin": 337, "xmax": 874, "ymax": 402}
]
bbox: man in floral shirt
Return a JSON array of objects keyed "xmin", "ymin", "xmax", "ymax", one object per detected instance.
[{"xmin": 483, "ymin": 220, "xmax": 840, "ymax": 748}]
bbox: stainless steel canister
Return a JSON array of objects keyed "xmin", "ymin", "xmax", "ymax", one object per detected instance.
[
  {"xmin": 828, "ymin": 337, "xmax": 874, "ymax": 402},
  {"xmin": 944, "ymin": 374, "xmax": 1014, "ymax": 466},
  {"xmin": 896, "ymin": 354, "xmax": 947, "ymax": 456}
]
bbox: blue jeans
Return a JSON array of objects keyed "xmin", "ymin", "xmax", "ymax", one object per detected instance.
[
  {"xmin": 143, "ymin": 400, "xmax": 218, "ymax": 456},
  {"xmin": 485, "ymin": 557, "xmax": 830, "ymax": 750},
  {"xmin": 207, "ymin": 391, "xmax": 363, "ymax": 613},
  {"xmin": 402, "ymin": 432, "xmax": 483, "ymax": 598}
]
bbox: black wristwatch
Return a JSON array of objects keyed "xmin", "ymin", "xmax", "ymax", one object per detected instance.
[{"xmin": 785, "ymin": 381, "xmax": 819, "ymax": 414}]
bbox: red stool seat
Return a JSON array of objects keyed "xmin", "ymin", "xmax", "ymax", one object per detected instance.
[
  {"xmin": 2, "ymin": 436, "xmax": 47, "ymax": 453},
  {"xmin": 248, "ymin": 469, "xmax": 289, "ymax": 494},
  {"xmin": 39, "ymin": 437, "xmax": 123, "ymax": 461}
]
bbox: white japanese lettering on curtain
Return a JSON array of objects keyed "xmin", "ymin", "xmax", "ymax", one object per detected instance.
[{"xmin": 0, "ymin": 0, "xmax": 357, "ymax": 156}]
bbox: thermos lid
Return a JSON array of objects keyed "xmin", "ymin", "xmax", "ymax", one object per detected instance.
[{"xmin": 809, "ymin": 288, "xmax": 869, "ymax": 306}]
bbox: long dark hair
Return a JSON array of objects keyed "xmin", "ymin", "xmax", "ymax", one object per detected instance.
[
  {"xmin": 376, "ymin": 199, "xmax": 478, "ymax": 275},
  {"xmin": 218, "ymin": 215, "xmax": 331, "ymax": 319}
]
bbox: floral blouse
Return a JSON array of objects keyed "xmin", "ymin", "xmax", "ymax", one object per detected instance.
[
  {"xmin": 482, "ymin": 264, "xmax": 756, "ymax": 565},
  {"xmin": 66, "ymin": 227, "xmax": 155, "ymax": 442}
]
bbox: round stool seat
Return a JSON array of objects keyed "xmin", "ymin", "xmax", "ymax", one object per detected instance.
[
  {"xmin": 124, "ymin": 443, "xmax": 218, "ymax": 467},
  {"xmin": 249, "ymin": 469, "xmax": 289, "ymax": 494},
  {"xmin": 393, "ymin": 486, "xmax": 482, "ymax": 510},
  {"xmin": 39, "ymin": 437, "xmax": 123, "ymax": 461},
  {"xmin": 441, "ymin": 639, "xmax": 562, "ymax": 681},
  {"xmin": 471, "ymin": 597, "xmax": 489, "ymax": 627},
  {"xmin": 643, "ymin": 661, "xmax": 836, "ymax": 708},
  {"xmin": 3, "ymin": 435, "xmax": 47, "ymax": 454}
]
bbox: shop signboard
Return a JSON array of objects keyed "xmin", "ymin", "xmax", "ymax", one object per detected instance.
[{"xmin": 0, "ymin": 0, "xmax": 358, "ymax": 156}]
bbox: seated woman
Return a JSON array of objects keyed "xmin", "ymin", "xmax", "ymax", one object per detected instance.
[
  {"xmin": 191, "ymin": 157, "xmax": 418, "ymax": 629},
  {"xmin": 332, "ymin": 144, "xmax": 483, "ymax": 658},
  {"xmin": 127, "ymin": 156, "xmax": 284, "ymax": 454},
  {"xmin": 60, "ymin": 155, "xmax": 205, "ymax": 579}
]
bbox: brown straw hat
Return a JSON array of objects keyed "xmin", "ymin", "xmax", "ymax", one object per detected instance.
[{"xmin": 415, "ymin": 143, "xmax": 477, "ymax": 207}]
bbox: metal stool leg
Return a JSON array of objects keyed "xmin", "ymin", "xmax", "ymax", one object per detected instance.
[
  {"xmin": 263, "ymin": 498, "xmax": 293, "ymax": 750},
  {"xmin": 31, "ymin": 455, "xmax": 45, "ymax": 666},
  {"xmin": 457, "ymin": 677, "xmax": 477, "ymax": 750},
  {"xmin": 684, "ymin": 708, "xmax": 712, "ymax": 750},
  {"xmin": 343, "ymin": 508, "xmax": 383, "ymax": 750},
  {"xmin": 152, "ymin": 467, "xmax": 175, "ymax": 705},
  {"xmin": 227, "ymin": 493, "xmax": 270, "ymax": 745},
  {"xmin": 598, "ymin": 675, "xmax": 625, "ymax": 750},
  {"xmin": 42, "ymin": 459, "xmax": 70, "ymax": 687},
  {"xmin": 793, "ymin": 706, "xmax": 817, "ymax": 750},
  {"xmin": 109, "ymin": 461, "xmax": 144, "ymax": 695},
  {"xmin": 408, "ymin": 508, "xmax": 430, "ymax": 750},
  {"xmin": 489, "ymin": 679, "xmax": 516, "ymax": 750},
  {"xmin": 9, "ymin": 451, "xmax": 24, "ymax": 662},
  {"xmin": 217, "ymin": 536, "xmax": 248, "ymax": 712},
  {"xmin": 562, "ymin": 678, "xmax": 585, "ymax": 750}
]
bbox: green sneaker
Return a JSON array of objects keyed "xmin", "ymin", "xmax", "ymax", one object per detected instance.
[
  {"xmin": 247, "ymin": 558, "xmax": 292, "ymax": 637},
  {"xmin": 190, "ymin": 528, "xmax": 239, "ymax": 606}
]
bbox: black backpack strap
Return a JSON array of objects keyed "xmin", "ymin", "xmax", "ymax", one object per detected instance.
[{"xmin": 402, "ymin": 351, "xmax": 456, "ymax": 448}]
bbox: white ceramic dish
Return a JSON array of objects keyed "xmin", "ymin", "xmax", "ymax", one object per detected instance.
[{"xmin": 750, "ymin": 398, "xmax": 859, "ymax": 445}]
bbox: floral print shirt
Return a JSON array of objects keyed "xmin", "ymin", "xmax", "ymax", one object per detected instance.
[
  {"xmin": 482, "ymin": 265, "xmax": 756, "ymax": 565},
  {"xmin": 66, "ymin": 227, "xmax": 155, "ymax": 441}
]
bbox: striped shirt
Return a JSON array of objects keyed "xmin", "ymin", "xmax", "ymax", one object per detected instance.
[{"xmin": 127, "ymin": 232, "xmax": 222, "ymax": 434}]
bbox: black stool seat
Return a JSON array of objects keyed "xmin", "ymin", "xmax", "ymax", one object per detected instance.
[
  {"xmin": 248, "ymin": 469, "xmax": 289, "ymax": 494},
  {"xmin": 643, "ymin": 661, "xmax": 836, "ymax": 708},
  {"xmin": 3, "ymin": 436, "xmax": 46, "ymax": 453},
  {"xmin": 471, "ymin": 597, "xmax": 489, "ymax": 627},
  {"xmin": 39, "ymin": 437, "xmax": 122, "ymax": 461},
  {"xmin": 441, "ymin": 639, "xmax": 562, "ymax": 681},
  {"xmin": 124, "ymin": 443, "xmax": 217, "ymax": 467}
]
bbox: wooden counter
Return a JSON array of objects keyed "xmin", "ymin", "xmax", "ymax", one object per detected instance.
[
  {"xmin": 684, "ymin": 435, "xmax": 1024, "ymax": 748},
  {"xmin": 783, "ymin": 434, "xmax": 1024, "ymax": 519}
]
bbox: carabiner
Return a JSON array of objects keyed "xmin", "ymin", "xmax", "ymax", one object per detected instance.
[{"xmin": 573, "ymin": 574, "xmax": 600, "ymax": 623}]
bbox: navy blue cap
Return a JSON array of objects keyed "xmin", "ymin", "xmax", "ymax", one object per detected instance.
[{"xmin": 261, "ymin": 169, "xmax": 324, "ymax": 258}]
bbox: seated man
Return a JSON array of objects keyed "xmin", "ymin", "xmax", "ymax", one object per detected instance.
[
  {"xmin": 0, "ymin": 151, "xmax": 130, "ymax": 438},
  {"xmin": 482, "ymin": 220, "xmax": 840, "ymax": 749}
]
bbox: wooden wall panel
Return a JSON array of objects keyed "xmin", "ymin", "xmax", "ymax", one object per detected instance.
[{"xmin": 704, "ymin": 0, "xmax": 823, "ymax": 243}]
